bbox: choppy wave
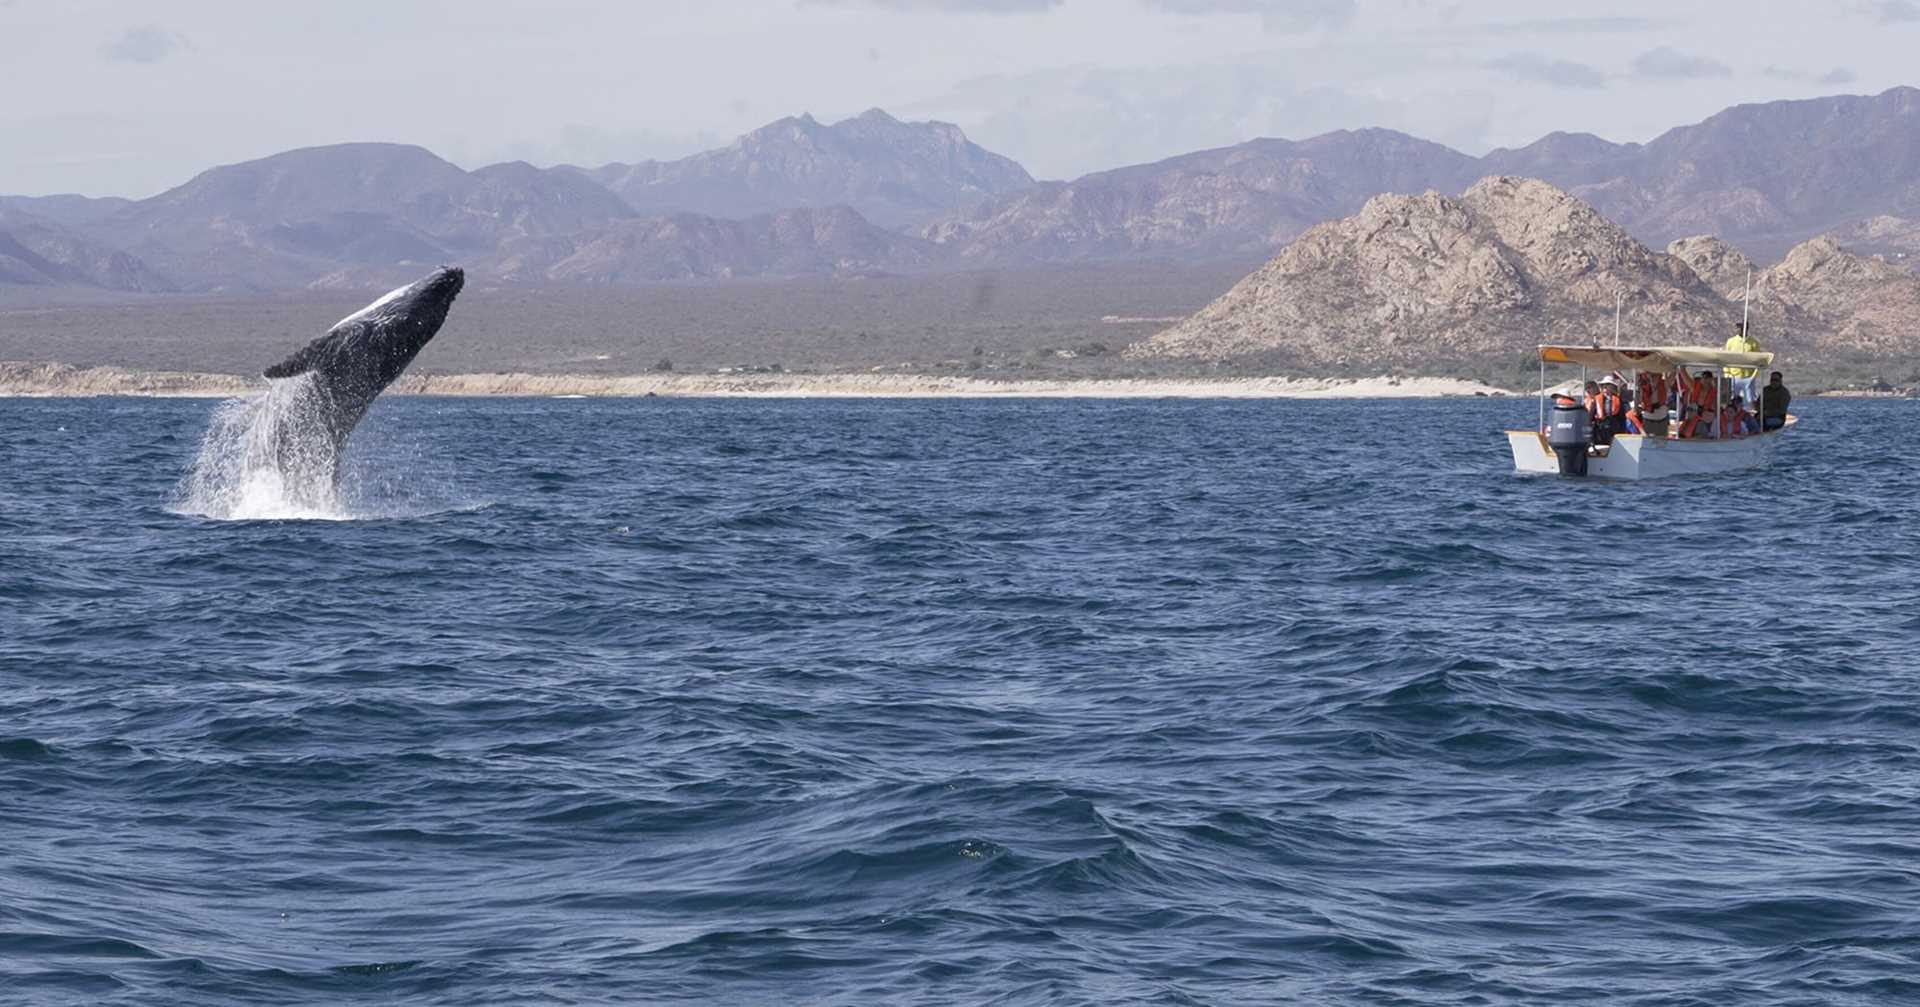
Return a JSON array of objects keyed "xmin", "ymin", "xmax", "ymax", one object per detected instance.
[{"xmin": 2, "ymin": 395, "xmax": 1917, "ymax": 1005}]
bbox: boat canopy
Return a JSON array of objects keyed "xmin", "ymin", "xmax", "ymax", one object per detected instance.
[{"xmin": 1537, "ymin": 345, "xmax": 1775, "ymax": 371}]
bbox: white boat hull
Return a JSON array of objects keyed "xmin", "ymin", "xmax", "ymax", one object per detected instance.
[{"xmin": 1507, "ymin": 420, "xmax": 1791, "ymax": 479}]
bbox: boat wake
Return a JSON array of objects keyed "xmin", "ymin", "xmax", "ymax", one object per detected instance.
[{"xmin": 170, "ymin": 379, "xmax": 479, "ymax": 522}]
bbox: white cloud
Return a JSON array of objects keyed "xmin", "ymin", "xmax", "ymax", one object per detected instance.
[
  {"xmin": 1486, "ymin": 52, "xmax": 1606, "ymax": 89},
  {"xmin": 1762, "ymin": 65, "xmax": 1858, "ymax": 86},
  {"xmin": 1855, "ymin": 0, "xmax": 1920, "ymax": 23},
  {"xmin": 1142, "ymin": 0, "xmax": 1357, "ymax": 32},
  {"xmin": 99, "ymin": 25, "xmax": 188, "ymax": 65},
  {"xmin": 903, "ymin": 56, "xmax": 1495, "ymax": 178},
  {"xmin": 1631, "ymin": 46, "xmax": 1732, "ymax": 80}
]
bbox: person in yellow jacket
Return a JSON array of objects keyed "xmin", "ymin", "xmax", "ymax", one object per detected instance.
[{"xmin": 1724, "ymin": 322, "xmax": 1761, "ymax": 404}]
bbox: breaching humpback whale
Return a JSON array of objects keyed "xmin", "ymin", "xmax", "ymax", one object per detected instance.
[
  {"xmin": 176, "ymin": 266, "xmax": 464, "ymax": 517},
  {"xmin": 265, "ymin": 264, "xmax": 465, "ymax": 442}
]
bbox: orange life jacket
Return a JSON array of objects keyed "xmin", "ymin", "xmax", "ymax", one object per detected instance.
[
  {"xmin": 1693, "ymin": 376, "xmax": 1717, "ymax": 413},
  {"xmin": 1720, "ymin": 405, "xmax": 1745, "ymax": 437},
  {"xmin": 1590, "ymin": 390, "xmax": 1623, "ymax": 421}
]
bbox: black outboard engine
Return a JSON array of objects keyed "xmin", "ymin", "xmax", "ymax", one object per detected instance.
[{"xmin": 1546, "ymin": 394, "xmax": 1591, "ymax": 476}]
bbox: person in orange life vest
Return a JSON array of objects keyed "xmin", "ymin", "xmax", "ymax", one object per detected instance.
[
  {"xmin": 1581, "ymin": 379, "xmax": 1600, "ymax": 415},
  {"xmin": 1589, "ymin": 379, "xmax": 1626, "ymax": 445},
  {"xmin": 1629, "ymin": 391, "xmax": 1670, "ymax": 437},
  {"xmin": 1677, "ymin": 403, "xmax": 1708, "ymax": 438},
  {"xmin": 1690, "ymin": 369, "xmax": 1719, "ymax": 436},
  {"xmin": 1630, "ymin": 370, "xmax": 1668, "ymax": 435},
  {"xmin": 1722, "ymin": 395, "xmax": 1758, "ymax": 436},
  {"xmin": 1718, "ymin": 396, "xmax": 1747, "ymax": 438}
]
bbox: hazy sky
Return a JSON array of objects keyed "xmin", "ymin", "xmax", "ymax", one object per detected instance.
[{"xmin": 3, "ymin": 0, "xmax": 1915, "ymax": 197}]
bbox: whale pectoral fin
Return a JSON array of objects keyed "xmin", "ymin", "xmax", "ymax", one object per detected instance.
[{"xmin": 263, "ymin": 344, "xmax": 322, "ymax": 379}]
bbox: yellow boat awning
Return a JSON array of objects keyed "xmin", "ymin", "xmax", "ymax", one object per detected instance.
[{"xmin": 1537, "ymin": 345, "xmax": 1775, "ymax": 372}]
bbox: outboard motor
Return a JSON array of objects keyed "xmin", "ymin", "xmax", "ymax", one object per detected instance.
[{"xmin": 1547, "ymin": 394, "xmax": 1591, "ymax": 476}]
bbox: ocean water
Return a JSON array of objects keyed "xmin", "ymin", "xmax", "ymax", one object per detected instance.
[{"xmin": 2, "ymin": 394, "xmax": 1916, "ymax": 1006}]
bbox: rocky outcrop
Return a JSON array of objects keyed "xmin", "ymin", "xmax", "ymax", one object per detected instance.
[
  {"xmin": 1132, "ymin": 177, "xmax": 1737, "ymax": 368},
  {"xmin": 1666, "ymin": 235, "xmax": 1757, "ymax": 298},
  {"xmin": 1750, "ymin": 237, "xmax": 1920, "ymax": 354}
]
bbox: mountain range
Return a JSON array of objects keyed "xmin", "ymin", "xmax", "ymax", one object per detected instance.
[{"xmin": 8, "ymin": 88, "xmax": 1920, "ymax": 294}]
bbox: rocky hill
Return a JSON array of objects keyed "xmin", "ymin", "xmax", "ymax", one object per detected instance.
[
  {"xmin": 1666, "ymin": 235, "xmax": 1757, "ymax": 297},
  {"xmin": 1131, "ymin": 177, "xmax": 1737, "ymax": 370},
  {"xmin": 1748, "ymin": 237, "xmax": 1920, "ymax": 355},
  {"xmin": 579, "ymin": 109, "xmax": 1033, "ymax": 229},
  {"xmin": 1666, "ymin": 231, "xmax": 1920, "ymax": 358}
]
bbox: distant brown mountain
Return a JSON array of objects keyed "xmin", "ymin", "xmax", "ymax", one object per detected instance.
[
  {"xmin": 81, "ymin": 143, "xmax": 638, "ymax": 291},
  {"xmin": 12, "ymin": 90, "xmax": 1920, "ymax": 296},
  {"xmin": 933, "ymin": 87, "xmax": 1920, "ymax": 267},
  {"xmin": 1485, "ymin": 87, "xmax": 1920, "ymax": 258},
  {"xmin": 924, "ymin": 128, "xmax": 1480, "ymax": 264},
  {"xmin": 1132, "ymin": 177, "xmax": 1737, "ymax": 370},
  {"xmin": 0, "ymin": 208, "xmax": 173, "ymax": 291},
  {"xmin": 0, "ymin": 111, "xmax": 1032, "ymax": 292},
  {"xmin": 577, "ymin": 109, "xmax": 1034, "ymax": 229},
  {"xmin": 485, "ymin": 205, "xmax": 939, "ymax": 284}
]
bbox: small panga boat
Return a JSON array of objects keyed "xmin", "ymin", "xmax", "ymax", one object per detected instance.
[{"xmin": 1506, "ymin": 344, "xmax": 1794, "ymax": 480}]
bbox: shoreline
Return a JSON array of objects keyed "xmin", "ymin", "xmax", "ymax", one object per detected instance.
[{"xmin": 0, "ymin": 362, "xmax": 1520, "ymax": 399}]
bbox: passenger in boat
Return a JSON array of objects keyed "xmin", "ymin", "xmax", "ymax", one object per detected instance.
[
  {"xmin": 1631, "ymin": 400, "xmax": 1670, "ymax": 437},
  {"xmin": 1677, "ymin": 404, "xmax": 1705, "ymax": 438},
  {"xmin": 1588, "ymin": 378, "xmax": 1626, "ymax": 445},
  {"xmin": 1719, "ymin": 396, "xmax": 1751, "ymax": 438},
  {"xmin": 1690, "ymin": 370, "xmax": 1719, "ymax": 437},
  {"xmin": 1581, "ymin": 379, "xmax": 1600, "ymax": 413},
  {"xmin": 1761, "ymin": 372, "xmax": 1792, "ymax": 431},
  {"xmin": 1635, "ymin": 370, "xmax": 1667, "ymax": 415}
]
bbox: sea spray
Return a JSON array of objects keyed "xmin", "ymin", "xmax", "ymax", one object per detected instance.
[
  {"xmin": 171, "ymin": 377, "xmax": 479, "ymax": 521},
  {"xmin": 172, "ymin": 375, "xmax": 352, "ymax": 520}
]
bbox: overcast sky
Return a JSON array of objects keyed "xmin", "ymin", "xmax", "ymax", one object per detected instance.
[{"xmin": 2, "ymin": 0, "xmax": 1915, "ymax": 197}]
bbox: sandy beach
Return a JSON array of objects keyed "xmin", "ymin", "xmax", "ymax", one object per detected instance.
[{"xmin": 0, "ymin": 361, "xmax": 1518, "ymax": 399}]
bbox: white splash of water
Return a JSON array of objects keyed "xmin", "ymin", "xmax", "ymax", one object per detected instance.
[
  {"xmin": 171, "ymin": 375, "xmax": 485, "ymax": 522},
  {"xmin": 171, "ymin": 375, "xmax": 353, "ymax": 521}
]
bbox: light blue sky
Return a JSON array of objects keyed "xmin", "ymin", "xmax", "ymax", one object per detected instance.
[{"xmin": 1, "ymin": 0, "xmax": 1913, "ymax": 197}]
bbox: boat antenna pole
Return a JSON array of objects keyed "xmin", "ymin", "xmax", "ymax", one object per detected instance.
[
  {"xmin": 1614, "ymin": 290, "xmax": 1623, "ymax": 348},
  {"xmin": 1741, "ymin": 268, "xmax": 1751, "ymax": 346}
]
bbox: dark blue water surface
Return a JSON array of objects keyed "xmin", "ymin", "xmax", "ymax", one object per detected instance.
[{"xmin": 3, "ymin": 395, "xmax": 1918, "ymax": 1005}]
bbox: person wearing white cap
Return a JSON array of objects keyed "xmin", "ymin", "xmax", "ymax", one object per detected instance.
[{"xmin": 1588, "ymin": 376, "xmax": 1626, "ymax": 445}]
